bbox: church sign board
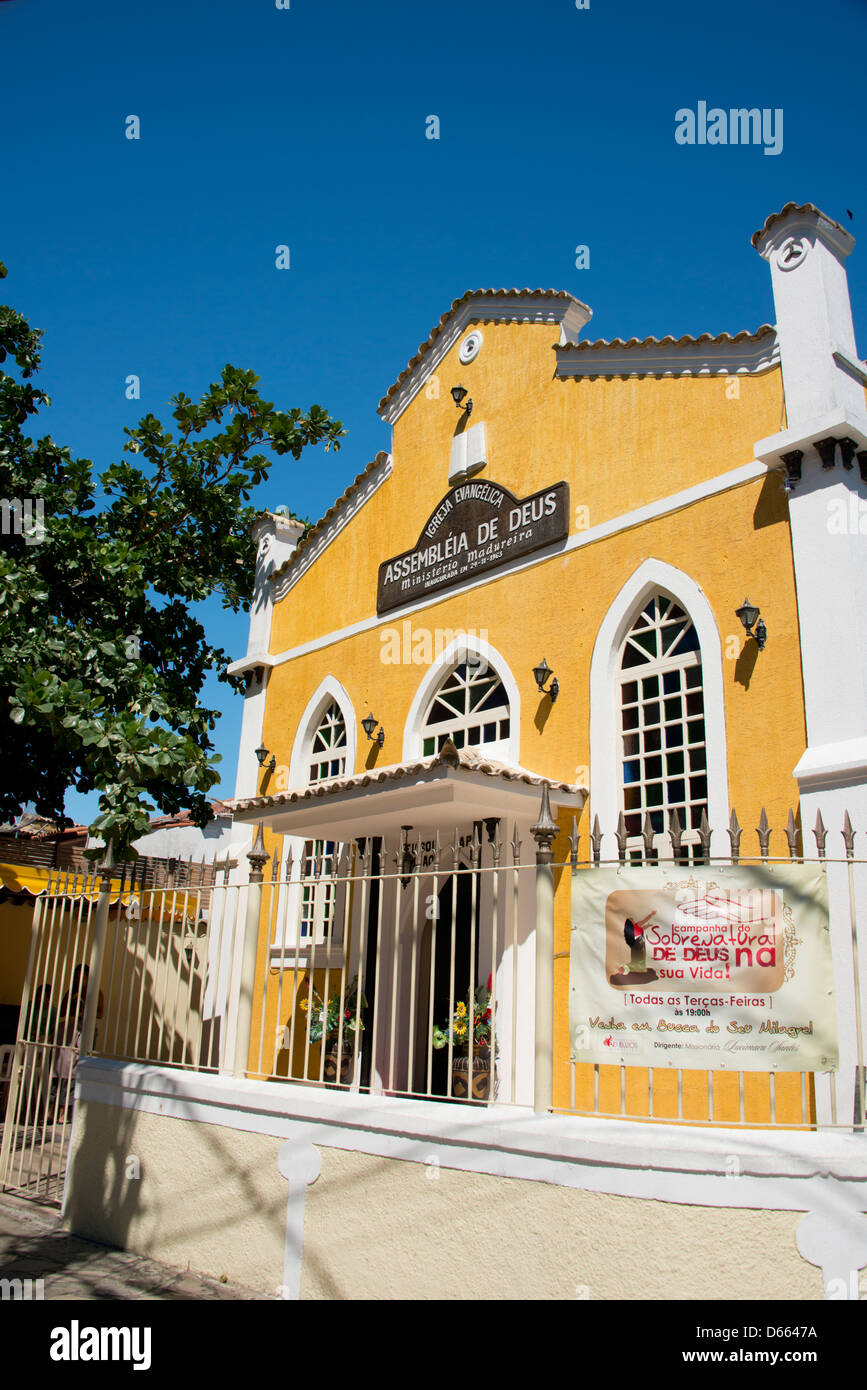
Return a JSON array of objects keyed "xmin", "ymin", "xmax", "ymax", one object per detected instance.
[{"xmin": 377, "ymin": 479, "xmax": 569, "ymax": 615}]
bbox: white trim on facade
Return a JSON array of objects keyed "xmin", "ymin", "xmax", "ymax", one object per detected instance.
[
  {"xmin": 270, "ymin": 454, "xmax": 393, "ymax": 603},
  {"xmin": 74, "ymin": 1059, "xmax": 867, "ymax": 1211},
  {"xmin": 555, "ymin": 330, "xmax": 779, "ymax": 379},
  {"xmin": 402, "ymin": 634, "xmax": 522, "ymax": 766},
  {"xmin": 233, "ymin": 673, "xmax": 270, "ymax": 803},
  {"xmin": 256, "ymin": 461, "xmax": 769, "ymax": 674},
  {"xmin": 754, "ymin": 410, "xmax": 867, "ymax": 472},
  {"xmin": 588, "ymin": 560, "xmax": 730, "ymax": 860},
  {"xmin": 288, "ymin": 676, "xmax": 358, "ymax": 791},
  {"xmin": 380, "ymin": 295, "xmax": 592, "ymax": 425},
  {"xmin": 753, "ymin": 205, "xmax": 866, "ymax": 436},
  {"xmin": 231, "ymin": 513, "xmax": 306, "ymax": 804},
  {"xmin": 273, "ymin": 676, "xmax": 358, "ymax": 954}
]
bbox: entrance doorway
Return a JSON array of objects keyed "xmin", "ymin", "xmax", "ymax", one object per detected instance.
[{"xmin": 415, "ymin": 867, "xmax": 481, "ymax": 1098}]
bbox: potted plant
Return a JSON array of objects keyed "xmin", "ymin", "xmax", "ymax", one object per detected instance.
[
  {"xmin": 432, "ymin": 980, "xmax": 493, "ymax": 1102},
  {"xmin": 300, "ymin": 974, "xmax": 366, "ymax": 1085}
]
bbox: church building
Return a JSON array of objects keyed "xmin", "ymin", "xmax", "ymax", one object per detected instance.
[{"xmin": 228, "ymin": 201, "xmax": 867, "ymax": 1123}]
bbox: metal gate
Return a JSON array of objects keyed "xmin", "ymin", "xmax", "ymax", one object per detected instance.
[{"xmin": 0, "ymin": 876, "xmax": 100, "ymax": 1204}]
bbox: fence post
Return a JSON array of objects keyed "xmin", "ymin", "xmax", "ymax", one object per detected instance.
[
  {"xmin": 531, "ymin": 783, "xmax": 559, "ymax": 1115},
  {"xmin": 233, "ymin": 824, "xmax": 269, "ymax": 1079},
  {"xmin": 79, "ymin": 844, "xmax": 116, "ymax": 1060}
]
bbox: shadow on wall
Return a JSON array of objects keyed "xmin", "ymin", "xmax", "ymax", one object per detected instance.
[
  {"xmin": 62, "ymin": 1066, "xmax": 290, "ymax": 1290},
  {"xmin": 98, "ymin": 908, "xmax": 206, "ymax": 1067},
  {"xmin": 752, "ymin": 469, "xmax": 789, "ymax": 531}
]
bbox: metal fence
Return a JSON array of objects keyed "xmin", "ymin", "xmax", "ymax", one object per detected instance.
[
  {"xmin": 2, "ymin": 796, "xmax": 866, "ymax": 1206},
  {"xmin": 71, "ymin": 827, "xmax": 539, "ymax": 1105},
  {"xmin": 245, "ymin": 825, "xmax": 537, "ymax": 1106}
]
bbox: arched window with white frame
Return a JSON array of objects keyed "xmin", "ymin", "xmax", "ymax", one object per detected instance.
[
  {"xmin": 420, "ymin": 659, "xmax": 511, "ymax": 758},
  {"xmin": 300, "ymin": 698, "xmax": 347, "ymax": 941},
  {"xmin": 307, "ymin": 700, "xmax": 347, "ymax": 784},
  {"xmin": 618, "ymin": 593, "xmax": 708, "ymax": 862}
]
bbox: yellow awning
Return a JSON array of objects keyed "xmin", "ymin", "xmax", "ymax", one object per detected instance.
[
  {"xmin": 0, "ymin": 862, "xmax": 57, "ymax": 897},
  {"xmin": 0, "ymin": 862, "xmax": 145, "ymax": 906}
]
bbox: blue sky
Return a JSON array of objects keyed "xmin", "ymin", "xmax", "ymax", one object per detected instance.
[{"xmin": 3, "ymin": 0, "xmax": 866, "ymax": 824}]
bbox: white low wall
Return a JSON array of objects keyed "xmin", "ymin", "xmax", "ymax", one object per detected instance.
[{"xmin": 63, "ymin": 1059, "xmax": 867, "ymax": 1299}]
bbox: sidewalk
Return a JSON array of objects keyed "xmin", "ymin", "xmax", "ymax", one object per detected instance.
[{"xmin": 0, "ymin": 1194, "xmax": 268, "ymax": 1300}]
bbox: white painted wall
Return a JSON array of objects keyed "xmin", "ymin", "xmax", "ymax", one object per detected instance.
[
  {"xmin": 755, "ymin": 207, "xmax": 865, "ymax": 431},
  {"xmin": 232, "ymin": 513, "xmax": 305, "ymax": 806},
  {"xmin": 755, "ymin": 205, "xmax": 867, "ymax": 1129},
  {"xmin": 128, "ymin": 818, "xmax": 235, "ymax": 863}
]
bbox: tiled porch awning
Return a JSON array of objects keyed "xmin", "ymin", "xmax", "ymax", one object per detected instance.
[{"xmin": 229, "ymin": 742, "xmax": 587, "ymax": 840}]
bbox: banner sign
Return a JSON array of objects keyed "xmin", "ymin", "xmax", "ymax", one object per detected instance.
[
  {"xmin": 569, "ymin": 864, "xmax": 837, "ymax": 1072},
  {"xmin": 376, "ymin": 479, "xmax": 569, "ymax": 614}
]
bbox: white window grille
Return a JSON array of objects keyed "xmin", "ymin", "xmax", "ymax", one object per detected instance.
[
  {"xmin": 308, "ymin": 701, "xmax": 347, "ymax": 784},
  {"xmin": 301, "ymin": 701, "xmax": 347, "ymax": 941},
  {"xmin": 421, "ymin": 660, "xmax": 510, "ymax": 758},
  {"xmin": 618, "ymin": 594, "xmax": 707, "ymax": 862}
]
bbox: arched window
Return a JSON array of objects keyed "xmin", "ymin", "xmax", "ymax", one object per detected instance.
[
  {"xmin": 301, "ymin": 700, "xmax": 347, "ymax": 940},
  {"xmin": 619, "ymin": 594, "xmax": 707, "ymax": 861},
  {"xmin": 307, "ymin": 701, "xmax": 347, "ymax": 783},
  {"xmin": 421, "ymin": 660, "xmax": 510, "ymax": 757}
]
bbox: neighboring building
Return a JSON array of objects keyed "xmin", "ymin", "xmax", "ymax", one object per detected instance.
[
  {"xmin": 0, "ymin": 804, "xmax": 234, "ymax": 1043},
  {"xmin": 101, "ymin": 802, "xmax": 235, "ymax": 867}
]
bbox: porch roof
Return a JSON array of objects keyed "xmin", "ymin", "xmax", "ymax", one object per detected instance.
[{"xmin": 229, "ymin": 743, "xmax": 587, "ymax": 840}]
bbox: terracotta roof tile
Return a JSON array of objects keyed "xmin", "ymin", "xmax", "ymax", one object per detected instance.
[
  {"xmin": 751, "ymin": 201, "xmax": 846, "ymax": 248},
  {"xmin": 270, "ymin": 451, "xmax": 391, "ymax": 585},
  {"xmin": 378, "ymin": 289, "xmax": 589, "ymax": 414},
  {"xmin": 141, "ymin": 801, "xmax": 232, "ymax": 831},
  {"xmin": 229, "ymin": 745, "xmax": 586, "ymax": 816},
  {"xmin": 558, "ymin": 326, "xmax": 775, "ymax": 353}
]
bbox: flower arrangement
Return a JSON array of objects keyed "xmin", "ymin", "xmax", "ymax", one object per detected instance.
[
  {"xmin": 299, "ymin": 974, "xmax": 367, "ymax": 1045},
  {"xmin": 432, "ymin": 981, "xmax": 492, "ymax": 1052}
]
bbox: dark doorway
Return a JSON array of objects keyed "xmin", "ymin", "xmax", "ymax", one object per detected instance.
[
  {"xmin": 358, "ymin": 837, "xmax": 381, "ymax": 1091},
  {"xmin": 428, "ymin": 868, "xmax": 481, "ymax": 1099}
]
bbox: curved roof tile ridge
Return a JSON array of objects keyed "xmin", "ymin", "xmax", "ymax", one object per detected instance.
[
  {"xmin": 228, "ymin": 746, "xmax": 585, "ymax": 814},
  {"xmin": 560, "ymin": 325, "xmax": 775, "ymax": 353},
  {"xmin": 751, "ymin": 201, "xmax": 845, "ymax": 248},
  {"xmin": 270, "ymin": 450, "xmax": 391, "ymax": 583},
  {"xmin": 378, "ymin": 288, "xmax": 589, "ymax": 413}
]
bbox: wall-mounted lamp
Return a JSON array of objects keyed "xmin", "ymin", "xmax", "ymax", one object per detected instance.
[
  {"xmin": 735, "ymin": 598, "xmax": 768, "ymax": 651},
  {"xmin": 255, "ymin": 742, "xmax": 276, "ymax": 774},
  {"xmin": 532, "ymin": 657, "xmax": 559, "ymax": 701},
  {"xmin": 451, "ymin": 384, "xmax": 473, "ymax": 418},
  {"xmin": 361, "ymin": 713, "xmax": 385, "ymax": 748}
]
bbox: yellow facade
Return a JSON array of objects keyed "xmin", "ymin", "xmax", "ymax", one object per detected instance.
[{"xmin": 242, "ymin": 297, "xmax": 817, "ymax": 1126}]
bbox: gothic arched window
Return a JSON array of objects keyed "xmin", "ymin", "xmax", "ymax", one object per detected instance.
[
  {"xmin": 301, "ymin": 701, "xmax": 347, "ymax": 939},
  {"xmin": 307, "ymin": 701, "xmax": 347, "ymax": 784},
  {"xmin": 421, "ymin": 660, "xmax": 510, "ymax": 757},
  {"xmin": 619, "ymin": 594, "xmax": 707, "ymax": 861}
]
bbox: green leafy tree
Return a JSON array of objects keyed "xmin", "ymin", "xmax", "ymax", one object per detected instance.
[{"xmin": 0, "ymin": 263, "xmax": 344, "ymax": 855}]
